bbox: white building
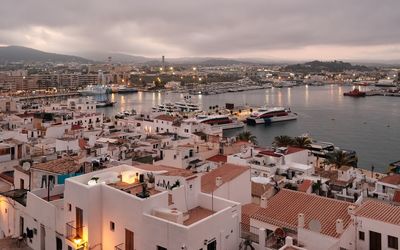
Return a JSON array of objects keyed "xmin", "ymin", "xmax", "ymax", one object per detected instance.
[
  {"xmin": 63, "ymin": 164, "xmax": 241, "ymax": 250},
  {"xmin": 354, "ymin": 200, "xmax": 400, "ymax": 250}
]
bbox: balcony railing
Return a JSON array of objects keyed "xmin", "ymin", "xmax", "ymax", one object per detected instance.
[
  {"xmin": 240, "ymin": 222, "xmax": 259, "ymax": 244},
  {"xmin": 115, "ymin": 243, "xmax": 124, "ymax": 250},
  {"xmin": 66, "ymin": 221, "xmax": 85, "ymax": 243}
]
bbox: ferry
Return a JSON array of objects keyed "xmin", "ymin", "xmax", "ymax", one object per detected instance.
[
  {"xmin": 185, "ymin": 114, "xmax": 244, "ymax": 130},
  {"xmin": 78, "ymin": 84, "xmax": 109, "ymax": 95},
  {"xmin": 117, "ymin": 85, "xmax": 138, "ymax": 93},
  {"xmin": 246, "ymin": 107, "xmax": 297, "ymax": 125}
]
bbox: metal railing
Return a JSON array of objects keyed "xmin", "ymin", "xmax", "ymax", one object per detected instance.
[
  {"xmin": 115, "ymin": 243, "xmax": 124, "ymax": 250},
  {"xmin": 240, "ymin": 222, "xmax": 259, "ymax": 244},
  {"xmin": 65, "ymin": 221, "xmax": 84, "ymax": 242}
]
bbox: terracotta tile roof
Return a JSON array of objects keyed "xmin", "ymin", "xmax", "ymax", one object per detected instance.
[
  {"xmin": 242, "ymin": 203, "xmax": 261, "ymax": 228},
  {"xmin": 206, "ymin": 154, "xmax": 227, "ymax": 163},
  {"xmin": 286, "ymin": 146, "xmax": 306, "ymax": 154},
  {"xmin": 297, "ymin": 180, "xmax": 313, "ymax": 193},
  {"xmin": 393, "ymin": 191, "xmax": 400, "ymax": 203},
  {"xmin": 71, "ymin": 124, "xmax": 83, "ymax": 130},
  {"xmin": 251, "ymin": 189, "xmax": 353, "ymax": 238},
  {"xmin": 201, "ymin": 163, "xmax": 249, "ymax": 193},
  {"xmin": 355, "ymin": 200, "xmax": 400, "ymax": 225},
  {"xmin": 379, "ymin": 174, "xmax": 400, "ymax": 185},
  {"xmin": 154, "ymin": 114, "xmax": 178, "ymax": 122},
  {"xmin": 32, "ymin": 157, "xmax": 81, "ymax": 174},
  {"xmin": 252, "ymin": 182, "xmax": 273, "ymax": 197}
]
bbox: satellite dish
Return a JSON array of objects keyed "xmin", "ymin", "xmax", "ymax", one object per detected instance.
[
  {"xmin": 22, "ymin": 161, "xmax": 31, "ymax": 171},
  {"xmin": 308, "ymin": 219, "xmax": 322, "ymax": 233}
]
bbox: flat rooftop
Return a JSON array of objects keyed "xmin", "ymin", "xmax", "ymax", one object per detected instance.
[
  {"xmin": 108, "ymin": 181, "xmax": 161, "ymax": 197},
  {"xmin": 183, "ymin": 206, "xmax": 214, "ymax": 226}
]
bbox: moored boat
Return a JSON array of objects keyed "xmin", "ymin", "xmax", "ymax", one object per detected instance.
[
  {"xmin": 343, "ymin": 89, "xmax": 366, "ymax": 97},
  {"xmin": 246, "ymin": 107, "xmax": 297, "ymax": 125}
]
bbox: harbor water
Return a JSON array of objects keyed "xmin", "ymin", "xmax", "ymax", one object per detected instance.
[{"xmin": 101, "ymin": 85, "xmax": 400, "ymax": 172}]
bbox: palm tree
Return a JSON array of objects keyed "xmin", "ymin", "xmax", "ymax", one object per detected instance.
[
  {"xmin": 273, "ymin": 135, "xmax": 294, "ymax": 147},
  {"xmin": 323, "ymin": 150, "xmax": 353, "ymax": 170},
  {"xmin": 236, "ymin": 131, "xmax": 258, "ymax": 145},
  {"xmin": 292, "ymin": 136, "xmax": 312, "ymax": 148}
]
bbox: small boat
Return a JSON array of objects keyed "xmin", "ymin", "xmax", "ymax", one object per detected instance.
[
  {"xmin": 117, "ymin": 86, "xmax": 138, "ymax": 93},
  {"xmin": 96, "ymin": 100, "xmax": 116, "ymax": 108},
  {"xmin": 343, "ymin": 89, "xmax": 366, "ymax": 97},
  {"xmin": 246, "ymin": 107, "xmax": 297, "ymax": 125}
]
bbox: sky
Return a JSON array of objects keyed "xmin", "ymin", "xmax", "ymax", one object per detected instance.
[{"xmin": 1, "ymin": 0, "xmax": 400, "ymax": 61}]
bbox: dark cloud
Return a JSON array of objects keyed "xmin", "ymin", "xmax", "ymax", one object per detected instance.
[{"xmin": 0, "ymin": 0, "xmax": 399, "ymax": 60}]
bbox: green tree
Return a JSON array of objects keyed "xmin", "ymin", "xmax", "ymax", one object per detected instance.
[
  {"xmin": 273, "ymin": 135, "xmax": 294, "ymax": 147},
  {"xmin": 236, "ymin": 131, "xmax": 258, "ymax": 145},
  {"xmin": 292, "ymin": 136, "xmax": 312, "ymax": 148},
  {"xmin": 323, "ymin": 150, "xmax": 353, "ymax": 170}
]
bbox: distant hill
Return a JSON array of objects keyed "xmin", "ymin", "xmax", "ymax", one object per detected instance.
[
  {"xmin": 283, "ymin": 60, "xmax": 372, "ymax": 73},
  {"xmin": 0, "ymin": 46, "xmax": 92, "ymax": 64},
  {"xmin": 81, "ymin": 52, "xmax": 152, "ymax": 64}
]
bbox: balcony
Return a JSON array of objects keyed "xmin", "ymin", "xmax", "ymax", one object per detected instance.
[
  {"xmin": 115, "ymin": 243, "xmax": 124, "ymax": 250},
  {"xmin": 66, "ymin": 221, "xmax": 86, "ymax": 247}
]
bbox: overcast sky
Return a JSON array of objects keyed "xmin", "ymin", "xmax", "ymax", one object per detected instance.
[{"xmin": 1, "ymin": 0, "xmax": 399, "ymax": 61}]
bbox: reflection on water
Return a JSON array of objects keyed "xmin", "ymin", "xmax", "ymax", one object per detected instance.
[{"xmin": 103, "ymin": 85, "xmax": 400, "ymax": 171}]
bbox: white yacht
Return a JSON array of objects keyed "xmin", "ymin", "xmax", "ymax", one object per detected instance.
[
  {"xmin": 152, "ymin": 103, "xmax": 176, "ymax": 113},
  {"xmin": 174, "ymin": 101, "xmax": 200, "ymax": 112},
  {"xmin": 246, "ymin": 107, "xmax": 297, "ymax": 125},
  {"xmin": 185, "ymin": 114, "xmax": 244, "ymax": 130}
]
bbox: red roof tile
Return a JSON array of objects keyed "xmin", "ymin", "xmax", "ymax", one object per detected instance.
[
  {"xmin": 154, "ymin": 115, "xmax": 178, "ymax": 122},
  {"xmin": 379, "ymin": 174, "xmax": 400, "ymax": 185},
  {"xmin": 286, "ymin": 146, "xmax": 306, "ymax": 154},
  {"xmin": 297, "ymin": 180, "xmax": 313, "ymax": 193},
  {"xmin": 251, "ymin": 189, "xmax": 353, "ymax": 238},
  {"xmin": 393, "ymin": 191, "xmax": 400, "ymax": 203},
  {"xmin": 201, "ymin": 163, "xmax": 249, "ymax": 193},
  {"xmin": 355, "ymin": 200, "xmax": 400, "ymax": 225},
  {"xmin": 206, "ymin": 155, "xmax": 227, "ymax": 163}
]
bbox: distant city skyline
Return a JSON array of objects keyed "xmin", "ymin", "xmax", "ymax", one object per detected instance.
[{"xmin": 1, "ymin": 0, "xmax": 400, "ymax": 61}]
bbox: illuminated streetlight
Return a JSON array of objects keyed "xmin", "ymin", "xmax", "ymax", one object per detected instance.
[{"xmin": 192, "ymin": 67, "xmax": 197, "ymax": 71}]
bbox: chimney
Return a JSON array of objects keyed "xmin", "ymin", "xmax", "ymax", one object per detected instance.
[
  {"xmin": 215, "ymin": 176, "xmax": 223, "ymax": 187},
  {"xmin": 298, "ymin": 213, "xmax": 305, "ymax": 228},
  {"xmin": 260, "ymin": 195, "xmax": 267, "ymax": 208},
  {"xmin": 285, "ymin": 236, "xmax": 294, "ymax": 246},
  {"xmin": 336, "ymin": 219, "xmax": 344, "ymax": 234},
  {"xmin": 347, "ymin": 205, "xmax": 356, "ymax": 216}
]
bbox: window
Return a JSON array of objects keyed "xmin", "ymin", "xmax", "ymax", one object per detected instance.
[
  {"xmin": 110, "ymin": 221, "xmax": 115, "ymax": 231},
  {"xmin": 68, "ymin": 203, "xmax": 72, "ymax": 211},
  {"xmin": 359, "ymin": 231, "xmax": 365, "ymax": 241},
  {"xmin": 157, "ymin": 246, "xmax": 167, "ymax": 250},
  {"xmin": 388, "ymin": 235, "xmax": 398, "ymax": 249}
]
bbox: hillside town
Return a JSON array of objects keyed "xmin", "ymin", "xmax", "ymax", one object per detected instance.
[{"xmin": 0, "ymin": 88, "xmax": 399, "ymax": 250}]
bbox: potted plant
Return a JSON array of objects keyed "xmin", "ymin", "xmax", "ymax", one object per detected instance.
[{"xmin": 147, "ymin": 173, "xmax": 155, "ymax": 188}]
